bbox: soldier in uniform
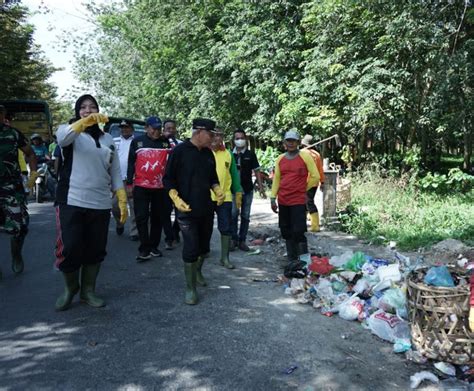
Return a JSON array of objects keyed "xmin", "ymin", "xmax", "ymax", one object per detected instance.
[{"xmin": 0, "ymin": 105, "xmax": 38, "ymax": 279}]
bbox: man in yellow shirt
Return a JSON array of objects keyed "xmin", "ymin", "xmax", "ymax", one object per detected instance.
[{"xmin": 210, "ymin": 129, "xmax": 243, "ymax": 269}]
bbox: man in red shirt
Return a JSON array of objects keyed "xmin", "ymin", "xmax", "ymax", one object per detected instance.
[
  {"xmin": 127, "ymin": 116, "xmax": 173, "ymax": 261},
  {"xmin": 271, "ymin": 130, "xmax": 319, "ymax": 262}
]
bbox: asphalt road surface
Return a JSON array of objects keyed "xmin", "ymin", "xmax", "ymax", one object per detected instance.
[{"xmin": 0, "ymin": 200, "xmax": 426, "ymax": 390}]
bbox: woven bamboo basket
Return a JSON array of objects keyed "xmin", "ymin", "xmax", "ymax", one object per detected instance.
[{"xmin": 407, "ymin": 266, "xmax": 473, "ymax": 364}]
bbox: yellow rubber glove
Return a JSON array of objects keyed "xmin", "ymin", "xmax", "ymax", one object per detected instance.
[
  {"xmin": 169, "ymin": 189, "xmax": 192, "ymax": 212},
  {"xmin": 235, "ymin": 192, "xmax": 243, "ymax": 209},
  {"xmin": 470, "ymin": 307, "xmax": 474, "ymax": 332},
  {"xmin": 116, "ymin": 188, "xmax": 128, "ymax": 225},
  {"xmin": 70, "ymin": 113, "xmax": 109, "ymax": 133},
  {"xmin": 212, "ymin": 185, "xmax": 225, "ymax": 206},
  {"xmin": 26, "ymin": 171, "xmax": 39, "ymax": 190}
]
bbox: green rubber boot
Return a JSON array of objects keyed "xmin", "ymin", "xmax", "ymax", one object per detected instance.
[
  {"xmin": 219, "ymin": 235, "xmax": 234, "ymax": 269},
  {"xmin": 184, "ymin": 262, "xmax": 197, "ymax": 305},
  {"xmin": 11, "ymin": 236, "xmax": 25, "ymax": 274},
  {"xmin": 55, "ymin": 270, "xmax": 80, "ymax": 311},
  {"xmin": 80, "ymin": 263, "xmax": 105, "ymax": 308},
  {"xmin": 196, "ymin": 256, "xmax": 207, "ymax": 287}
]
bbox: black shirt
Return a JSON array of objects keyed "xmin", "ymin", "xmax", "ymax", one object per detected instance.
[
  {"xmin": 163, "ymin": 140, "xmax": 219, "ymax": 217},
  {"xmin": 232, "ymin": 148, "xmax": 260, "ymax": 193}
]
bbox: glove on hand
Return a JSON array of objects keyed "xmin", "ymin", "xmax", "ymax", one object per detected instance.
[
  {"xmin": 235, "ymin": 192, "xmax": 243, "ymax": 209},
  {"xmin": 212, "ymin": 185, "xmax": 225, "ymax": 206},
  {"xmin": 70, "ymin": 113, "xmax": 109, "ymax": 133},
  {"xmin": 270, "ymin": 197, "xmax": 278, "ymax": 214},
  {"xmin": 169, "ymin": 189, "xmax": 192, "ymax": 212},
  {"xmin": 26, "ymin": 171, "xmax": 39, "ymax": 190},
  {"xmin": 116, "ymin": 188, "xmax": 128, "ymax": 225}
]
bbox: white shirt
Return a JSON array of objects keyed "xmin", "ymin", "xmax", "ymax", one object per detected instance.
[
  {"xmin": 116, "ymin": 135, "xmax": 134, "ymax": 180},
  {"xmin": 56, "ymin": 124, "xmax": 123, "ymax": 210}
]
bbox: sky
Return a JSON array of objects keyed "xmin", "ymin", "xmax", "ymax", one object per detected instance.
[{"xmin": 22, "ymin": 0, "xmax": 103, "ymax": 99}]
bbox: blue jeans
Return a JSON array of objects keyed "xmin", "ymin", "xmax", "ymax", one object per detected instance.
[
  {"xmin": 231, "ymin": 191, "xmax": 253, "ymax": 242},
  {"xmin": 215, "ymin": 201, "xmax": 233, "ymax": 236}
]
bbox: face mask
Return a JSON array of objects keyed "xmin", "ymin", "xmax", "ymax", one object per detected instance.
[{"xmin": 234, "ymin": 139, "xmax": 246, "ymax": 148}]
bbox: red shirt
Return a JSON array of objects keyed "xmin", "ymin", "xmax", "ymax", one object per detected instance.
[{"xmin": 277, "ymin": 155, "xmax": 308, "ymax": 206}]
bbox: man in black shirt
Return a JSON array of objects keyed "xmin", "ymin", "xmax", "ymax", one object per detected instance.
[
  {"xmin": 163, "ymin": 118, "xmax": 225, "ymax": 305},
  {"xmin": 231, "ymin": 129, "xmax": 266, "ymax": 251}
]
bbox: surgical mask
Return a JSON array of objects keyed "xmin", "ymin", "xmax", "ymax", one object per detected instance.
[{"xmin": 234, "ymin": 139, "xmax": 246, "ymax": 148}]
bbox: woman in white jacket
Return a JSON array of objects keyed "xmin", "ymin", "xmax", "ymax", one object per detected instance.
[{"xmin": 54, "ymin": 94, "xmax": 127, "ymax": 311}]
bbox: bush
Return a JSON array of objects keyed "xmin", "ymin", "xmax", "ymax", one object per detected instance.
[{"xmin": 339, "ymin": 171, "xmax": 474, "ymax": 250}]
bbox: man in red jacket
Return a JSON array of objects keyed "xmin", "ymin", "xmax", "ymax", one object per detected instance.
[{"xmin": 127, "ymin": 116, "xmax": 173, "ymax": 261}]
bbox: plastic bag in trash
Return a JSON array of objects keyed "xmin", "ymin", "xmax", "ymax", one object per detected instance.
[
  {"xmin": 434, "ymin": 362, "xmax": 456, "ymax": 377},
  {"xmin": 393, "ymin": 338, "xmax": 411, "ymax": 353},
  {"xmin": 344, "ymin": 251, "xmax": 366, "ymax": 271},
  {"xmin": 367, "ymin": 309, "xmax": 408, "ymax": 342},
  {"xmin": 423, "ymin": 266, "xmax": 455, "ymax": 287},
  {"xmin": 329, "ymin": 251, "xmax": 353, "ymax": 267},
  {"xmin": 338, "ymin": 296, "xmax": 364, "ymax": 321},
  {"xmin": 409, "ymin": 371, "xmax": 439, "ymax": 389},
  {"xmin": 373, "ymin": 263, "xmax": 401, "ymax": 291},
  {"xmin": 378, "ymin": 288, "xmax": 407, "ymax": 316},
  {"xmin": 308, "ymin": 256, "xmax": 334, "ymax": 275}
]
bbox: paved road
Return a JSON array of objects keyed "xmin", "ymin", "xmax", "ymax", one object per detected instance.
[{"xmin": 0, "ymin": 200, "xmax": 423, "ymax": 390}]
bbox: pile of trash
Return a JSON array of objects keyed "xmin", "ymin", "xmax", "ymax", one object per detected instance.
[{"xmin": 281, "ymin": 250, "xmax": 473, "ymax": 387}]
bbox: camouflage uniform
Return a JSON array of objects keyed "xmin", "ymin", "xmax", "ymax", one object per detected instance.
[{"xmin": 0, "ymin": 124, "xmax": 29, "ymax": 239}]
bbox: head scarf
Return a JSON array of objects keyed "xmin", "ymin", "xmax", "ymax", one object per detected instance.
[{"xmin": 74, "ymin": 94, "xmax": 102, "ymax": 146}]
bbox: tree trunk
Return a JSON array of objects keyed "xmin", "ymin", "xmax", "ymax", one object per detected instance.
[{"xmin": 463, "ymin": 124, "xmax": 472, "ymax": 172}]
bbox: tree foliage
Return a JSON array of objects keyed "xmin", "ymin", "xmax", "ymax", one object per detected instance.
[
  {"xmin": 0, "ymin": 2, "xmax": 57, "ymax": 102},
  {"xmin": 76, "ymin": 0, "xmax": 473, "ymax": 171}
]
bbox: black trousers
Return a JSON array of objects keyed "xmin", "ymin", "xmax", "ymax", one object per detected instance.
[
  {"xmin": 177, "ymin": 213, "xmax": 214, "ymax": 263},
  {"xmin": 278, "ymin": 204, "xmax": 307, "ymax": 243},
  {"xmin": 55, "ymin": 204, "xmax": 110, "ymax": 273},
  {"xmin": 306, "ymin": 186, "xmax": 319, "ymax": 214},
  {"xmin": 133, "ymin": 186, "xmax": 172, "ymax": 253}
]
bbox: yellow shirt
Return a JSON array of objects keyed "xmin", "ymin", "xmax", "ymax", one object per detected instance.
[
  {"xmin": 18, "ymin": 149, "xmax": 27, "ymax": 173},
  {"xmin": 211, "ymin": 149, "xmax": 242, "ymax": 202}
]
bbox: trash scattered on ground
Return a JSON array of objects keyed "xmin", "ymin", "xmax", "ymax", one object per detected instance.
[
  {"xmin": 251, "ymin": 278, "xmax": 279, "ymax": 283},
  {"xmin": 246, "ymin": 249, "xmax": 261, "ymax": 256},
  {"xmin": 250, "ymin": 239, "xmax": 265, "ymax": 246},
  {"xmin": 282, "ymin": 365, "xmax": 298, "ymax": 375},
  {"xmin": 409, "ymin": 371, "xmax": 439, "ymax": 389},
  {"xmin": 278, "ymin": 246, "xmax": 473, "ymax": 383},
  {"xmin": 434, "ymin": 362, "xmax": 457, "ymax": 377}
]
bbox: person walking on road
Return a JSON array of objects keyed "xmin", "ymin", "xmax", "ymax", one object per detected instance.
[
  {"xmin": 210, "ymin": 129, "xmax": 242, "ymax": 269},
  {"xmin": 112, "ymin": 120, "xmax": 138, "ymax": 240},
  {"xmin": 54, "ymin": 94, "xmax": 127, "ymax": 311},
  {"xmin": 301, "ymin": 134, "xmax": 325, "ymax": 232},
  {"xmin": 271, "ymin": 130, "xmax": 319, "ymax": 263},
  {"xmin": 0, "ymin": 105, "xmax": 38, "ymax": 280},
  {"xmin": 163, "ymin": 119, "xmax": 182, "ymax": 244},
  {"xmin": 230, "ymin": 129, "xmax": 266, "ymax": 251},
  {"xmin": 164, "ymin": 118, "xmax": 225, "ymax": 305},
  {"xmin": 127, "ymin": 116, "xmax": 173, "ymax": 261}
]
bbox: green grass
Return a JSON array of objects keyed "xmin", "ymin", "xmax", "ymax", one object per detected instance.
[{"xmin": 338, "ymin": 172, "xmax": 474, "ymax": 250}]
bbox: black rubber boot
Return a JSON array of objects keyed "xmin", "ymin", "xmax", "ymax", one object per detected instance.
[
  {"xmin": 184, "ymin": 262, "xmax": 197, "ymax": 305},
  {"xmin": 196, "ymin": 256, "xmax": 207, "ymax": 287},
  {"xmin": 11, "ymin": 235, "xmax": 25, "ymax": 274},
  {"xmin": 297, "ymin": 241, "xmax": 309, "ymax": 258},
  {"xmin": 285, "ymin": 239, "xmax": 298, "ymax": 262},
  {"xmin": 219, "ymin": 235, "xmax": 234, "ymax": 269},
  {"xmin": 80, "ymin": 264, "xmax": 105, "ymax": 308},
  {"xmin": 55, "ymin": 270, "xmax": 80, "ymax": 311}
]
